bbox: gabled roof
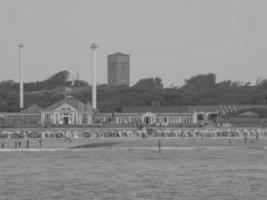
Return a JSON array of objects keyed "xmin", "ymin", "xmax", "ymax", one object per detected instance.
[
  {"xmin": 108, "ymin": 52, "xmax": 129, "ymax": 57},
  {"xmin": 42, "ymin": 96, "xmax": 91, "ymax": 112},
  {"xmin": 23, "ymin": 104, "xmax": 43, "ymax": 113}
]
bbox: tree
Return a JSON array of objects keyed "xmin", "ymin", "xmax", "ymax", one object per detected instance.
[
  {"xmin": 2, "ymin": 70, "xmax": 267, "ymax": 113},
  {"xmin": 133, "ymin": 77, "xmax": 163, "ymax": 89},
  {"xmin": 183, "ymin": 73, "xmax": 216, "ymax": 90},
  {"xmin": 216, "ymin": 80, "xmax": 233, "ymax": 89},
  {"xmin": 256, "ymin": 78, "xmax": 267, "ymax": 89}
]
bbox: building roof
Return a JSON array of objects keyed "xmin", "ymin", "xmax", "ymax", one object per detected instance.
[
  {"xmin": 122, "ymin": 104, "xmax": 267, "ymax": 114},
  {"xmin": 108, "ymin": 52, "xmax": 129, "ymax": 57},
  {"xmin": 42, "ymin": 96, "xmax": 91, "ymax": 112},
  {"xmin": 188, "ymin": 105, "xmax": 220, "ymax": 113},
  {"xmin": 237, "ymin": 111, "xmax": 260, "ymax": 118},
  {"xmin": 23, "ymin": 104, "xmax": 43, "ymax": 113},
  {"xmin": 235, "ymin": 104, "xmax": 267, "ymax": 110},
  {"xmin": 190, "ymin": 104, "xmax": 267, "ymax": 113},
  {"xmin": 122, "ymin": 106, "xmax": 190, "ymax": 113}
]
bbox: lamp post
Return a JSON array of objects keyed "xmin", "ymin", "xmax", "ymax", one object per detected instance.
[
  {"xmin": 90, "ymin": 43, "xmax": 97, "ymax": 110},
  {"xmin": 18, "ymin": 43, "xmax": 24, "ymax": 111}
]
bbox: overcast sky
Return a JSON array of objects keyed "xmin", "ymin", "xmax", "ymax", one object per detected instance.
[{"xmin": 0, "ymin": 0, "xmax": 267, "ymax": 87}]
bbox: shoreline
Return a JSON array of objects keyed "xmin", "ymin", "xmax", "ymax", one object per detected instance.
[{"xmin": 1, "ymin": 137, "xmax": 267, "ymax": 150}]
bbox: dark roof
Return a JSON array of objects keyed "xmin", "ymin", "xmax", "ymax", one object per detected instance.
[
  {"xmin": 189, "ymin": 105, "xmax": 220, "ymax": 113},
  {"xmin": 122, "ymin": 104, "xmax": 267, "ymax": 114},
  {"xmin": 23, "ymin": 104, "xmax": 43, "ymax": 113},
  {"xmin": 43, "ymin": 96, "xmax": 91, "ymax": 112},
  {"xmin": 108, "ymin": 52, "xmax": 129, "ymax": 57},
  {"xmin": 190, "ymin": 104, "xmax": 267, "ymax": 113},
  {"xmin": 122, "ymin": 106, "xmax": 189, "ymax": 113},
  {"xmin": 237, "ymin": 111, "xmax": 260, "ymax": 117},
  {"xmin": 235, "ymin": 105, "xmax": 267, "ymax": 110}
]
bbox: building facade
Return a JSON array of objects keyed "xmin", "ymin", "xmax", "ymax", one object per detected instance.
[
  {"xmin": 41, "ymin": 96, "xmax": 93, "ymax": 126},
  {"xmin": 93, "ymin": 106, "xmax": 199, "ymax": 126},
  {"xmin": 108, "ymin": 52, "xmax": 130, "ymax": 86},
  {"xmin": 0, "ymin": 112, "xmax": 41, "ymax": 128},
  {"xmin": 93, "ymin": 105, "xmax": 249, "ymax": 126},
  {"xmin": 4, "ymin": 102, "xmax": 267, "ymax": 128}
]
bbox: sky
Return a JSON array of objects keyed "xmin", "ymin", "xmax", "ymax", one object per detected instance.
[{"xmin": 0, "ymin": 0, "xmax": 267, "ymax": 87}]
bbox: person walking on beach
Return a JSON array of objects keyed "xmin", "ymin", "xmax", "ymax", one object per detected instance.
[
  {"xmin": 256, "ymin": 132, "xmax": 259, "ymax": 140},
  {"xmin": 67, "ymin": 137, "xmax": 72, "ymax": 143},
  {"xmin": 39, "ymin": 139, "xmax": 42, "ymax": 147},
  {"xmin": 244, "ymin": 136, "xmax": 247, "ymax": 143}
]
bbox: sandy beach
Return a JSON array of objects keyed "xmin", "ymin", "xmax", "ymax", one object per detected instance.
[
  {"xmin": 1, "ymin": 137, "xmax": 267, "ymax": 150},
  {"xmin": 1, "ymin": 139, "xmax": 267, "ymax": 200}
]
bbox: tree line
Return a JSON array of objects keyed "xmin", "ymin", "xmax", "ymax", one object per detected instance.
[{"xmin": 1, "ymin": 71, "xmax": 267, "ymax": 112}]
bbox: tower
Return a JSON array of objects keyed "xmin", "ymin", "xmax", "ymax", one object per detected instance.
[
  {"xmin": 107, "ymin": 52, "xmax": 130, "ymax": 86},
  {"xmin": 18, "ymin": 43, "xmax": 24, "ymax": 110},
  {"xmin": 90, "ymin": 43, "xmax": 97, "ymax": 110}
]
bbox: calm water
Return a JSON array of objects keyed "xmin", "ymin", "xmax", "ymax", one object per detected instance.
[{"xmin": 0, "ymin": 146, "xmax": 267, "ymax": 200}]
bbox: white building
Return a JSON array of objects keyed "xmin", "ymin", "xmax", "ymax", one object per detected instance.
[
  {"xmin": 41, "ymin": 96, "xmax": 93, "ymax": 126},
  {"xmin": 94, "ymin": 106, "xmax": 198, "ymax": 126}
]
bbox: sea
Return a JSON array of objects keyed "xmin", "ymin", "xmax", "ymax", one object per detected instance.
[{"xmin": 0, "ymin": 144, "xmax": 267, "ymax": 200}]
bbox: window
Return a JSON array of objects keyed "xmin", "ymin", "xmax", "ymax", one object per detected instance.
[
  {"xmin": 164, "ymin": 117, "xmax": 167, "ymax": 123},
  {"xmin": 121, "ymin": 64, "xmax": 128, "ymax": 69},
  {"xmin": 45, "ymin": 113, "xmax": 50, "ymax": 121}
]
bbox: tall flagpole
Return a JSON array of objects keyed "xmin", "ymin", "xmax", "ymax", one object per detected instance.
[
  {"xmin": 90, "ymin": 43, "xmax": 97, "ymax": 110},
  {"xmin": 19, "ymin": 43, "xmax": 24, "ymax": 111}
]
